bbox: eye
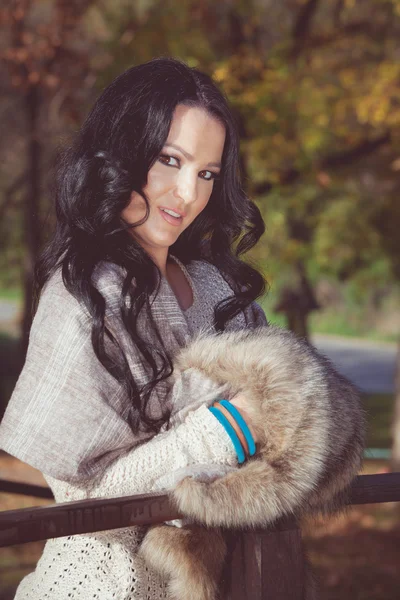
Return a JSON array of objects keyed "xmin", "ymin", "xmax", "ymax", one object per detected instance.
[
  {"xmin": 200, "ymin": 170, "xmax": 220, "ymax": 182},
  {"xmin": 158, "ymin": 154, "xmax": 179, "ymax": 167},
  {"xmin": 158, "ymin": 154, "xmax": 221, "ymax": 182}
]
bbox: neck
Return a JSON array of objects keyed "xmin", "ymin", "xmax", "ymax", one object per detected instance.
[
  {"xmin": 144, "ymin": 248, "xmax": 170, "ymax": 278},
  {"xmin": 159, "ymin": 257, "xmax": 173, "ymax": 279}
]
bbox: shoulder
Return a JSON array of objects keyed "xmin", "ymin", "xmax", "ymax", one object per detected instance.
[
  {"xmin": 186, "ymin": 258, "xmax": 262, "ymax": 303},
  {"xmin": 184, "ymin": 258, "xmax": 236, "ymax": 308},
  {"xmin": 38, "ymin": 261, "xmax": 127, "ymax": 322},
  {"xmin": 42, "ymin": 261, "xmax": 127, "ymax": 297},
  {"xmin": 185, "ymin": 258, "xmax": 268, "ymax": 328},
  {"xmin": 186, "ymin": 259, "xmax": 233, "ymax": 290},
  {"xmin": 29, "ymin": 270, "xmax": 90, "ymax": 354},
  {"xmin": 35, "ymin": 269, "xmax": 89, "ymax": 335}
]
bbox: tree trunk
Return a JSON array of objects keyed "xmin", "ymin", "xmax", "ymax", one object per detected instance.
[
  {"xmin": 20, "ymin": 83, "xmax": 41, "ymax": 361},
  {"xmin": 274, "ymin": 262, "xmax": 319, "ymax": 342},
  {"xmin": 390, "ymin": 337, "xmax": 400, "ymax": 472},
  {"xmin": 287, "ymin": 311, "xmax": 310, "ymax": 341}
]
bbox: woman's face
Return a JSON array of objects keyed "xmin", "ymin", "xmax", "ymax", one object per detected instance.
[{"xmin": 122, "ymin": 104, "xmax": 226, "ymax": 265}]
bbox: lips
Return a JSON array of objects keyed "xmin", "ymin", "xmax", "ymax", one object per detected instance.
[
  {"xmin": 159, "ymin": 207, "xmax": 183, "ymax": 226},
  {"xmin": 159, "ymin": 206, "xmax": 186, "ymax": 218}
]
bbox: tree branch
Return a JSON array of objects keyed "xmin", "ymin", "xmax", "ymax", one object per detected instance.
[
  {"xmin": 291, "ymin": 0, "xmax": 321, "ymax": 56},
  {"xmin": 333, "ymin": 0, "xmax": 345, "ymax": 27},
  {"xmin": 320, "ymin": 131, "xmax": 391, "ymax": 169},
  {"xmin": 301, "ymin": 20, "xmax": 392, "ymax": 53},
  {"xmin": 253, "ymin": 131, "xmax": 391, "ymax": 195}
]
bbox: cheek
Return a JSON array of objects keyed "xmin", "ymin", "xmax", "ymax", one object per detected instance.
[
  {"xmin": 121, "ymin": 167, "xmax": 173, "ymax": 219},
  {"xmin": 146, "ymin": 164, "xmax": 175, "ymax": 196},
  {"xmin": 121, "ymin": 192, "xmax": 145, "ymax": 221}
]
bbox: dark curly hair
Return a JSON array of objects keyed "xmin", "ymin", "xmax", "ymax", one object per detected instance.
[{"xmin": 35, "ymin": 56, "xmax": 267, "ymax": 434}]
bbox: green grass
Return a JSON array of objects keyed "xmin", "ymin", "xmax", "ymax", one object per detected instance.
[
  {"xmin": 309, "ymin": 310, "xmax": 399, "ymax": 344},
  {"xmin": 259, "ymin": 296, "xmax": 399, "ymax": 344},
  {"xmin": 0, "ymin": 289, "xmax": 22, "ymax": 303},
  {"xmin": 310, "ymin": 310, "xmax": 367, "ymax": 338}
]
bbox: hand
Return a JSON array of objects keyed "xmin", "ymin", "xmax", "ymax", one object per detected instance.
[
  {"xmin": 229, "ymin": 393, "xmax": 258, "ymax": 444},
  {"xmin": 152, "ymin": 464, "xmax": 237, "ymax": 491}
]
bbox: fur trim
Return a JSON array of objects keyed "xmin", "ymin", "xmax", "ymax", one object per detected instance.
[
  {"xmin": 140, "ymin": 325, "xmax": 366, "ymax": 598},
  {"xmin": 138, "ymin": 524, "xmax": 226, "ymax": 600}
]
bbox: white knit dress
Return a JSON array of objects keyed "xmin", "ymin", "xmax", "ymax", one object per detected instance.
[{"xmin": 0, "ymin": 256, "xmax": 267, "ymax": 599}]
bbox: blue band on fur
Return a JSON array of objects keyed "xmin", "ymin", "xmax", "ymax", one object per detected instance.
[
  {"xmin": 208, "ymin": 406, "xmax": 246, "ymax": 464},
  {"xmin": 218, "ymin": 400, "xmax": 256, "ymax": 457}
]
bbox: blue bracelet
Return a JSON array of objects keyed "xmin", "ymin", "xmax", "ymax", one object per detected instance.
[
  {"xmin": 218, "ymin": 399, "xmax": 256, "ymax": 457},
  {"xmin": 208, "ymin": 406, "xmax": 246, "ymax": 464}
]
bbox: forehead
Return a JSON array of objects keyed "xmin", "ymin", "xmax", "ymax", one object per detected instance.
[{"xmin": 166, "ymin": 104, "xmax": 226, "ymax": 163}]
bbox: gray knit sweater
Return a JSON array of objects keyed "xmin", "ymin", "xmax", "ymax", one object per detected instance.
[{"xmin": 0, "ymin": 255, "xmax": 267, "ymax": 600}]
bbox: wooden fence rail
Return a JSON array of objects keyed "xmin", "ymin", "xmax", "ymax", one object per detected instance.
[
  {"xmin": 0, "ymin": 478, "xmax": 53, "ymax": 499},
  {"xmin": 1, "ymin": 473, "xmax": 400, "ymax": 600}
]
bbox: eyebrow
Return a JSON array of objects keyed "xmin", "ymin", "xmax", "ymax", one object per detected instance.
[{"xmin": 164, "ymin": 143, "xmax": 222, "ymax": 169}]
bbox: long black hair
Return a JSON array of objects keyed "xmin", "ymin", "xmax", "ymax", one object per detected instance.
[{"xmin": 36, "ymin": 56, "xmax": 267, "ymax": 434}]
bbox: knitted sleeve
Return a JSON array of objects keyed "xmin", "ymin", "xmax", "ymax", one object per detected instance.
[{"xmin": 76, "ymin": 404, "xmax": 237, "ymax": 500}]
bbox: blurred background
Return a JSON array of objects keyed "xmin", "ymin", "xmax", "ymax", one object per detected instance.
[{"xmin": 0, "ymin": 0, "xmax": 399, "ymax": 598}]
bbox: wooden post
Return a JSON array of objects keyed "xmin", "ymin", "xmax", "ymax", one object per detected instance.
[{"xmin": 222, "ymin": 518, "xmax": 307, "ymax": 600}]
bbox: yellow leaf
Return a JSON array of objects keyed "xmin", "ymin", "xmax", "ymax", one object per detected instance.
[{"xmin": 213, "ymin": 66, "xmax": 228, "ymax": 83}]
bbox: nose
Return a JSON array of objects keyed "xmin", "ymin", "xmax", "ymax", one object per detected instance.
[{"xmin": 173, "ymin": 168, "xmax": 198, "ymax": 206}]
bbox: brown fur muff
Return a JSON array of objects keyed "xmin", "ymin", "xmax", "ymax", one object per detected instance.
[{"xmin": 138, "ymin": 325, "xmax": 366, "ymax": 599}]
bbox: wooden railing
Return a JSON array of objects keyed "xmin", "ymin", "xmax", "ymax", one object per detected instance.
[{"xmin": 1, "ymin": 473, "xmax": 400, "ymax": 599}]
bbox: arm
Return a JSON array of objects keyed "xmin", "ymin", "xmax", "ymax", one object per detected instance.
[
  {"xmin": 0, "ymin": 270, "xmax": 237, "ymax": 499},
  {"xmin": 84, "ymin": 293, "xmax": 268, "ymax": 497},
  {"xmin": 83, "ymin": 404, "xmax": 237, "ymax": 499}
]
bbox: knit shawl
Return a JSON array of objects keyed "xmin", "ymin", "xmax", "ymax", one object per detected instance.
[{"xmin": 0, "ymin": 255, "xmax": 267, "ymax": 483}]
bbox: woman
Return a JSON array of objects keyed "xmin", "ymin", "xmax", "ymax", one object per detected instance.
[{"xmin": 0, "ymin": 56, "xmax": 269, "ymax": 599}]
